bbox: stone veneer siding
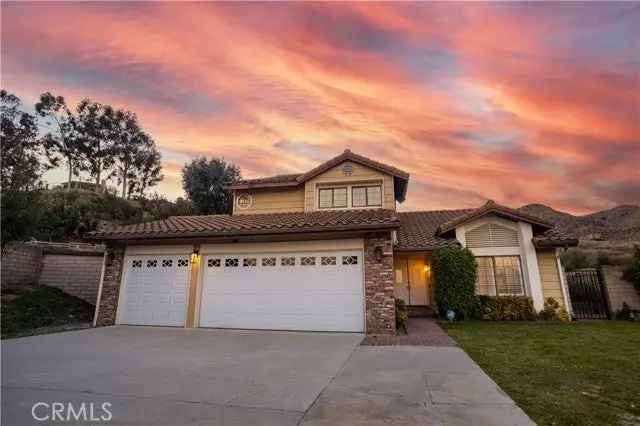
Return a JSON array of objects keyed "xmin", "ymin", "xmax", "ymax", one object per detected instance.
[
  {"xmin": 364, "ymin": 232, "xmax": 396, "ymax": 334},
  {"xmin": 95, "ymin": 244, "xmax": 125, "ymax": 326}
]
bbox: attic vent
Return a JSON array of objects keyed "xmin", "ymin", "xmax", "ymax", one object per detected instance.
[
  {"xmin": 342, "ymin": 163, "xmax": 353, "ymax": 176},
  {"xmin": 466, "ymin": 223, "xmax": 519, "ymax": 248}
]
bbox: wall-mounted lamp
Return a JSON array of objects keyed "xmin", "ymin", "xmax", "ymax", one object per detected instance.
[
  {"xmin": 191, "ymin": 247, "xmax": 200, "ymax": 264},
  {"xmin": 374, "ymin": 246, "xmax": 383, "ymax": 262},
  {"xmin": 424, "ymin": 265, "xmax": 431, "ymax": 273}
]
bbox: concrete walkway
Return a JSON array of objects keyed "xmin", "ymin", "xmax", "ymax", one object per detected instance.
[
  {"xmin": 302, "ymin": 346, "xmax": 534, "ymax": 426},
  {"xmin": 2, "ymin": 326, "xmax": 533, "ymax": 425},
  {"xmin": 362, "ymin": 318, "xmax": 456, "ymax": 346}
]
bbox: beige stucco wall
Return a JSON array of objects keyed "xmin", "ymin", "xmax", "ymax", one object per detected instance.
[
  {"xmin": 537, "ymin": 249, "xmax": 567, "ymax": 307},
  {"xmin": 233, "ymin": 187, "xmax": 305, "ymax": 215},
  {"xmin": 303, "ymin": 161, "xmax": 395, "ymax": 211}
]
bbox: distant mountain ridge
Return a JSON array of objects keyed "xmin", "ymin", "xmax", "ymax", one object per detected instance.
[{"xmin": 519, "ymin": 204, "xmax": 640, "ymax": 241}]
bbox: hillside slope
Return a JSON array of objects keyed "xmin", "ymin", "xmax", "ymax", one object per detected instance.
[{"xmin": 520, "ymin": 204, "xmax": 640, "ymax": 241}]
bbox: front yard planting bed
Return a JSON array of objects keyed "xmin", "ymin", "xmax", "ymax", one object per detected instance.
[
  {"xmin": 442, "ymin": 321, "xmax": 640, "ymax": 426},
  {"xmin": 1, "ymin": 286, "xmax": 94, "ymax": 339}
]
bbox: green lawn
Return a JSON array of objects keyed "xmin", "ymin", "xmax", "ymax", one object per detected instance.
[
  {"xmin": 1, "ymin": 286, "xmax": 94, "ymax": 339},
  {"xmin": 442, "ymin": 321, "xmax": 640, "ymax": 426}
]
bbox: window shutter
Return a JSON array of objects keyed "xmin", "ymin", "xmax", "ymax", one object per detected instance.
[{"xmin": 466, "ymin": 223, "xmax": 519, "ymax": 248}]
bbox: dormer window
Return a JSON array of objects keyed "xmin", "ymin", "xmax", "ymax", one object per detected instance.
[
  {"xmin": 318, "ymin": 187, "xmax": 348, "ymax": 209},
  {"xmin": 352, "ymin": 185, "xmax": 382, "ymax": 207}
]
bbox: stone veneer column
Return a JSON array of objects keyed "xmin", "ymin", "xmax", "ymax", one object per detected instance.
[
  {"xmin": 364, "ymin": 232, "xmax": 396, "ymax": 334},
  {"xmin": 95, "ymin": 244, "xmax": 125, "ymax": 327}
]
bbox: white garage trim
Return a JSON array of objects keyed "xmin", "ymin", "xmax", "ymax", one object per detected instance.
[
  {"xmin": 199, "ymin": 238, "xmax": 364, "ymax": 255},
  {"xmin": 116, "ymin": 246, "xmax": 192, "ymax": 327},
  {"xmin": 198, "ymin": 246, "xmax": 365, "ymax": 332}
]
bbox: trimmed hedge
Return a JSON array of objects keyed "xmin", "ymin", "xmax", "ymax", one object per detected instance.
[
  {"xmin": 476, "ymin": 296, "xmax": 536, "ymax": 321},
  {"xmin": 432, "ymin": 247, "xmax": 477, "ymax": 319}
]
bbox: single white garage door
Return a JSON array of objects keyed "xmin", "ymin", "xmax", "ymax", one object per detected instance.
[
  {"xmin": 119, "ymin": 255, "xmax": 190, "ymax": 326},
  {"xmin": 199, "ymin": 250, "xmax": 364, "ymax": 332}
]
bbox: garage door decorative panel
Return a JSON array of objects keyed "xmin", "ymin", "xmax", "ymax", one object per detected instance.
[
  {"xmin": 121, "ymin": 255, "xmax": 189, "ymax": 327},
  {"xmin": 199, "ymin": 250, "xmax": 364, "ymax": 332}
]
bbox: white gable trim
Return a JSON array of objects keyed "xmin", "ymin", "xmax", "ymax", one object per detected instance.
[{"xmin": 455, "ymin": 215, "xmax": 545, "ymax": 311}]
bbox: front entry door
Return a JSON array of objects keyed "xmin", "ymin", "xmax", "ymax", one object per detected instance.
[{"xmin": 408, "ymin": 259, "xmax": 428, "ymax": 305}]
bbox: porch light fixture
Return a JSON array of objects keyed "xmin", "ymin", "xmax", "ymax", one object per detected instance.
[
  {"xmin": 374, "ymin": 246, "xmax": 383, "ymax": 262},
  {"xmin": 424, "ymin": 265, "xmax": 431, "ymax": 273},
  {"xmin": 191, "ymin": 248, "xmax": 200, "ymax": 264}
]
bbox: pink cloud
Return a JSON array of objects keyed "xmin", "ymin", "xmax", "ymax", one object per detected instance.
[{"xmin": 2, "ymin": 2, "xmax": 637, "ymax": 214}]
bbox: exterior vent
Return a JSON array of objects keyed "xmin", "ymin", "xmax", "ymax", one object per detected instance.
[{"xmin": 466, "ymin": 223, "xmax": 519, "ymax": 248}]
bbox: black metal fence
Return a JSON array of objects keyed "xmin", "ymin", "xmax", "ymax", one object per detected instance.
[{"xmin": 566, "ymin": 269, "xmax": 610, "ymax": 320}]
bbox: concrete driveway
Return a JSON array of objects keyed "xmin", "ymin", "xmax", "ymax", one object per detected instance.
[{"xmin": 2, "ymin": 326, "xmax": 532, "ymax": 425}]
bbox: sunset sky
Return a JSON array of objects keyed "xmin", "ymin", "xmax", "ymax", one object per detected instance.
[{"xmin": 2, "ymin": 2, "xmax": 638, "ymax": 214}]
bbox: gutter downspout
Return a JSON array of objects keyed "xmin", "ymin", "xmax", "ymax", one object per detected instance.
[{"xmin": 93, "ymin": 251, "xmax": 108, "ymax": 327}]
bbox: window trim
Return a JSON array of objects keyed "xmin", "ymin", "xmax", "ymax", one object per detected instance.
[
  {"xmin": 318, "ymin": 186, "xmax": 348, "ymax": 209},
  {"xmin": 351, "ymin": 185, "xmax": 382, "ymax": 208},
  {"xmin": 475, "ymin": 255, "xmax": 525, "ymax": 297}
]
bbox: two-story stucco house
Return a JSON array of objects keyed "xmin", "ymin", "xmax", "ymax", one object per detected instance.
[{"xmin": 91, "ymin": 150, "xmax": 577, "ymax": 334}]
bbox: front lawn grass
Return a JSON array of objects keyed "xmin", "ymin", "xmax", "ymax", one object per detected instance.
[
  {"xmin": 442, "ymin": 321, "xmax": 640, "ymax": 426},
  {"xmin": 1, "ymin": 286, "xmax": 94, "ymax": 339}
]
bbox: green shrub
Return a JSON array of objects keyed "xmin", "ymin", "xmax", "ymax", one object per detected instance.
[
  {"xmin": 395, "ymin": 298, "xmax": 408, "ymax": 334},
  {"xmin": 622, "ymin": 245, "xmax": 640, "ymax": 293},
  {"xmin": 432, "ymin": 247, "xmax": 477, "ymax": 319},
  {"xmin": 478, "ymin": 296, "xmax": 536, "ymax": 321},
  {"xmin": 538, "ymin": 298, "xmax": 570, "ymax": 321}
]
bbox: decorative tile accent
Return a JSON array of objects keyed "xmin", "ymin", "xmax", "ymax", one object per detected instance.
[
  {"xmin": 225, "ymin": 258, "xmax": 239, "ymax": 267},
  {"xmin": 207, "ymin": 258, "xmax": 221, "ymax": 268},
  {"xmin": 132, "ymin": 260, "xmax": 142, "ymax": 268},
  {"xmin": 321, "ymin": 256, "xmax": 337, "ymax": 266},
  {"xmin": 146, "ymin": 259, "xmax": 158, "ymax": 268},
  {"xmin": 300, "ymin": 256, "xmax": 316, "ymax": 266},
  {"xmin": 281, "ymin": 257, "xmax": 295, "ymax": 266},
  {"xmin": 243, "ymin": 258, "xmax": 257, "ymax": 267},
  {"xmin": 262, "ymin": 257, "xmax": 276, "ymax": 267},
  {"xmin": 342, "ymin": 255, "xmax": 358, "ymax": 265},
  {"xmin": 177, "ymin": 259, "xmax": 189, "ymax": 267},
  {"xmin": 162, "ymin": 259, "xmax": 173, "ymax": 268}
]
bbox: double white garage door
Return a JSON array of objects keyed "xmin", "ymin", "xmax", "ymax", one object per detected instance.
[{"xmin": 118, "ymin": 248, "xmax": 364, "ymax": 332}]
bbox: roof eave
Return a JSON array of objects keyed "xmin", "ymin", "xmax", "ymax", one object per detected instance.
[
  {"xmin": 227, "ymin": 181, "xmax": 300, "ymax": 190},
  {"xmin": 296, "ymin": 151, "xmax": 410, "ymax": 184},
  {"xmin": 88, "ymin": 221, "xmax": 401, "ymax": 242},
  {"xmin": 437, "ymin": 209, "xmax": 553, "ymax": 236},
  {"xmin": 532, "ymin": 238, "xmax": 579, "ymax": 249}
]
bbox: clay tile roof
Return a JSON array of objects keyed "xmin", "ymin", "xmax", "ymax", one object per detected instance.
[
  {"xmin": 231, "ymin": 173, "xmax": 302, "ymax": 189},
  {"xmin": 296, "ymin": 149, "xmax": 410, "ymax": 183},
  {"xmin": 88, "ymin": 209, "xmax": 400, "ymax": 241},
  {"xmin": 395, "ymin": 209, "xmax": 473, "ymax": 250},
  {"xmin": 228, "ymin": 150, "xmax": 410, "ymax": 199},
  {"xmin": 532, "ymin": 228, "xmax": 579, "ymax": 248},
  {"xmin": 436, "ymin": 200, "xmax": 553, "ymax": 235},
  {"xmin": 396, "ymin": 205, "xmax": 576, "ymax": 251}
]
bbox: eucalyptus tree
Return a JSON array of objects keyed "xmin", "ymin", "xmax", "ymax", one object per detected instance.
[
  {"xmin": 75, "ymin": 99, "xmax": 118, "ymax": 189},
  {"xmin": 110, "ymin": 109, "xmax": 162, "ymax": 198},
  {"xmin": 0, "ymin": 90, "xmax": 52, "ymax": 191},
  {"xmin": 35, "ymin": 92, "xmax": 81, "ymax": 190}
]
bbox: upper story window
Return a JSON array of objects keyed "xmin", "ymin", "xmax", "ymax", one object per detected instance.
[
  {"xmin": 318, "ymin": 184, "xmax": 382, "ymax": 209},
  {"xmin": 352, "ymin": 185, "xmax": 382, "ymax": 207},
  {"xmin": 318, "ymin": 187, "xmax": 348, "ymax": 209}
]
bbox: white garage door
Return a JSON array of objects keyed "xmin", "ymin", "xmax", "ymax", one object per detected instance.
[
  {"xmin": 199, "ymin": 250, "xmax": 364, "ymax": 332},
  {"xmin": 119, "ymin": 255, "xmax": 190, "ymax": 326}
]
